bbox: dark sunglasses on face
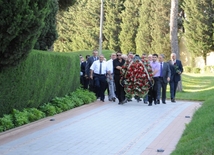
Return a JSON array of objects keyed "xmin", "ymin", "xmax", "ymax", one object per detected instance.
[{"xmin": 117, "ymin": 54, "xmax": 121, "ymax": 56}]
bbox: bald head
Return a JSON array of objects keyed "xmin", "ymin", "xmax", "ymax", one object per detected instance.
[{"xmin": 171, "ymin": 53, "xmax": 176, "ymax": 61}]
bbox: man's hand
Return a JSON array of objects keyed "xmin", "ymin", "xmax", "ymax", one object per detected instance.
[
  {"xmin": 90, "ymin": 75, "xmax": 93, "ymax": 79},
  {"xmin": 167, "ymin": 77, "xmax": 170, "ymax": 82}
]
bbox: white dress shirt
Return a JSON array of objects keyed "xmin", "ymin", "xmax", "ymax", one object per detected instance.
[
  {"xmin": 90, "ymin": 60, "xmax": 107, "ymax": 74},
  {"xmin": 106, "ymin": 59, "xmax": 114, "ymax": 74}
]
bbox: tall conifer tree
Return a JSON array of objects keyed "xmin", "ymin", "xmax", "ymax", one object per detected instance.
[
  {"xmin": 119, "ymin": 0, "xmax": 141, "ymax": 54},
  {"xmin": 71, "ymin": 0, "xmax": 101, "ymax": 51},
  {"xmin": 182, "ymin": 0, "xmax": 214, "ymax": 64},
  {"xmin": 150, "ymin": 0, "xmax": 171, "ymax": 58},
  {"xmin": 0, "ymin": 0, "xmax": 51, "ymax": 68},
  {"xmin": 135, "ymin": 0, "xmax": 153, "ymax": 55},
  {"xmin": 104, "ymin": 0, "xmax": 124, "ymax": 52}
]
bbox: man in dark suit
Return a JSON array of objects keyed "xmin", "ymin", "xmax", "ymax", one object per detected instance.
[
  {"xmin": 168, "ymin": 53, "xmax": 183, "ymax": 102},
  {"xmin": 157, "ymin": 54, "xmax": 171, "ymax": 104},
  {"xmin": 85, "ymin": 50, "xmax": 99, "ymax": 92},
  {"xmin": 81, "ymin": 55, "xmax": 90, "ymax": 89}
]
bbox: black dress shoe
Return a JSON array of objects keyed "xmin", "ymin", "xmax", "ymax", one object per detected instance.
[
  {"xmin": 118, "ymin": 102, "xmax": 122, "ymax": 105},
  {"xmin": 162, "ymin": 102, "xmax": 166, "ymax": 104},
  {"xmin": 148, "ymin": 103, "xmax": 152, "ymax": 106},
  {"xmin": 144, "ymin": 101, "xmax": 148, "ymax": 104},
  {"xmin": 127, "ymin": 99, "xmax": 132, "ymax": 102},
  {"xmin": 171, "ymin": 99, "xmax": 176, "ymax": 102},
  {"xmin": 154, "ymin": 101, "xmax": 157, "ymax": 105},
  {"xmin": 101, "ymin": 99, "xmax": 104, "ymax": 102},
  {"xmin": 157, "ymin": 100, "xmax": 160, "ymax": 104}
]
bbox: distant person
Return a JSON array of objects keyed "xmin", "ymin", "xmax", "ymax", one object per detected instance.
[
  {"xmin": 90, "ymin": 54, "xmax": 107, "ymax": 102},
  {"xmin": 157, "ymin": 54, "xmax": 171, "ymax": 104},
  {"xmin": 85, "ymin": 50, "xmax": 99, "ymax": 92},
  {"xmin": 168, "ymin": 53, "xmax": 183, "ymax": 102},
  {"xmin": 81, "ymin": 55, "xmax": 90, "ymax": 89},
  {"xmin": 80, "ymin": 56, "xmax": 84, "ymax": 87}
]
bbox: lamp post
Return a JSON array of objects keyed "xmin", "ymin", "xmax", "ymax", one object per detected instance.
[{"xmin": 99, "ymin": 0, "xmax": 104, "ymax": 55}]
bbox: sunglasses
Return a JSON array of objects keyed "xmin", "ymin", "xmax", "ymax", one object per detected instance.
[{"xmin": 117, "ymin": 54, "xmax": 121, "ymax": 56}]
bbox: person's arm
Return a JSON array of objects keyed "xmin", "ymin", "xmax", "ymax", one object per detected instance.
[
  {"xmin": 166, "ymin": 63, "xmax": 171, "ymax": 82},
  {"xmin": 89, "ymin": 61, "xmax": 95, "ymax": 79}
]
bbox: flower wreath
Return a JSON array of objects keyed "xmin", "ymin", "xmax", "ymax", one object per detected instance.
[{"xmin": 120, "ymin": 55, "xmax": 154, "ymax": 98}]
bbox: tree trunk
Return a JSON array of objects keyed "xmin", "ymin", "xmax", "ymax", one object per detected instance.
[{"xmin": 170, "ymin": 0, "xmax": 182, "ymax": 91}]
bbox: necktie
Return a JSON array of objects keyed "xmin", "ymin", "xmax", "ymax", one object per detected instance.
[
  {"xmin": 160, "ymin": 62, "xmax": 163, "ymax": 77},
  {"xmin": 99, "ymin": 62, "xmax": 102, "ymax": 74}
]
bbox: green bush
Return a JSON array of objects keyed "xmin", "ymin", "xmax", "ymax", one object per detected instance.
[
  {"xmin": 39, "ymin": 103, "xmax": 58, "ymax": 116},
  {"xmin": 70, "ymin": 89, "xmax": 93, "ymax": 104},
  {"xmin": 0, "ymin": 88, "xmax": 96, "ymax": 133},
  {"xmin": 51, "ymin": 97, "xmax": 71, "ymax": 111},
  {"xmin": 0, "ymin": 114, "xmax": 14, "ymax": 131},
  {"xmin": 0, "ymin": 50, "xmax": 80, "ymax": 117},
  {"xmin": 24, "ymin": 108, "xmax": 46, "ymax": 122},
  {"xmin": 193, "ymin": 67, "xmax": 201, "ymax": 74},
  {"xmin": 13, "ymin": 109, "xmax": 29, "ymax": 127},
  {"xmin": 183, "ymin": 66, "xmax": 192, "ymax": 73}
]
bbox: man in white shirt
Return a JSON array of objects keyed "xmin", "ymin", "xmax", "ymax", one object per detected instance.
[
  {"xmin": 90, "ymin": 54, "xmax": 108, "ymax": 102},
  {"xmin": 106, "ymin": 53, "xmax": 117, "ymax": 102}
]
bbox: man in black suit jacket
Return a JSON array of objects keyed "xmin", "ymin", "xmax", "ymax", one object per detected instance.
[
  {"xmin": 81, "ymin": 55, "xmax": 90, "ymax": 89},
  {"xmin": 85, "ymin": 50, "xmax": 99, "ymax": 92},
  {"xmin": 157, "ymin": 54, "xmax": 171, "ymax": 104},
  {"xmin": 168, "ymin": 53, "xmax": 183, "ymax": 102}
]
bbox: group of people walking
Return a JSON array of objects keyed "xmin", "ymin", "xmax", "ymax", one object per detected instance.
[{"xmin": 80, "ymin": 50, "xmax": 183, "ymax": 106}]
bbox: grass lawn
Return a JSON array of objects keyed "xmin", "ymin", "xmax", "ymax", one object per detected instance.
[{"xmin": 171, "ymin": 73, "xmax": 214, "ymax": 155}]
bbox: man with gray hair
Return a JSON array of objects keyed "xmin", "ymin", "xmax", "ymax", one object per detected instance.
[
  {"xmin": 168, "ymin": 53, "xmax": 183, "ymax": 102},
  {"xmin": 157, "ymin": 54, "xmax": 171, "ymax": 104}
]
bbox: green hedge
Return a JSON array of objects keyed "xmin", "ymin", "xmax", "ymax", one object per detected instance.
[{"xmin": 0, "ymin": 50, "xmax": 80, "ymax": 117}]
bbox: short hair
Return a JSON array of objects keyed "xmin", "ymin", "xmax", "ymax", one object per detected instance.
[
  {"xmin": 152, "ymin": 53, "xmax": 158, "ymax": 57},
  {"xmin": 86, "ymin": 55, "xmax": 90, "ymax": 59},
  {"xmin": 159, "ymin": 54, "xmax": 165, "ymax": 58}
]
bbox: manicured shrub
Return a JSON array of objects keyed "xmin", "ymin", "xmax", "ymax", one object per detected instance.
[
  {"xmin": 0, "ymin": 50, "xmax": 80, "ymax": 117},
  {"xmin": 39, "ymin": 103, "xmax": 58, "ymax": 116},
  {"xmin": 13, "ymin": 109, "xmax": 29, "ymax": 127},
  {"xmin": 0, "ymin": 114, "xmax": 14, "ymax": 131},
  {"xmin": 24, "ymin": 108, "xmax": 46, "ymax": 122}
]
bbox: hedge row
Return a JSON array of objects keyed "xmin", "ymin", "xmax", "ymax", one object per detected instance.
[
  {"xmin": 0, "ymin": 88, "xmax": 96, "ymax": 132},
  {"xmin": 0, "ymin": 50, "xmax": 80, "ymax": 117}
]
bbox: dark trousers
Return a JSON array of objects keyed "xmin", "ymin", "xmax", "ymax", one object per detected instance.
[
  {"xmin": 114, "ymin": 75, "xmax": 126, "ymax": 102},
  {"xmin": 148, "ymin": 77, "xmax": 159, "ymax": 104},
  {"xmin": 94, "ymin": 74, "xmax": 107, "ymax": 101},
  {"xmin": 158, "ymin": 77, "xmax": 167, "ymax": 103},
  {"xmin": 81, "ymin": 76, "xmax": 89, "ymax": 89},
  {"xmin": 170, "ymin": 81, "xmax": 178, "ymax": 99},
  {"xmin": 89, "ymin": 79, "xmax": 96, "ymax": 93}
]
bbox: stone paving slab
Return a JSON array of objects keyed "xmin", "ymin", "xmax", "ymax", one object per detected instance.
[{"xmin": 0, "ymin": 99, "xmax": 201, "ymax": 155}]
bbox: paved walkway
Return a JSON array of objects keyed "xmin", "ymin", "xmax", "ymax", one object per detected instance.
[{"xmin": 0, "ymin": 99, "xmax": 201, "ymax": 155}]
